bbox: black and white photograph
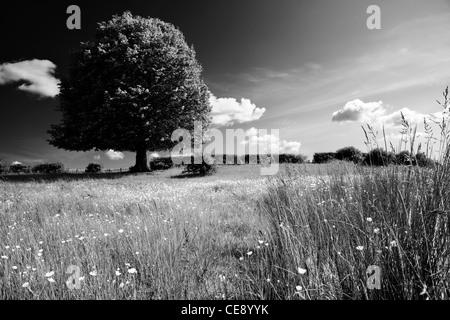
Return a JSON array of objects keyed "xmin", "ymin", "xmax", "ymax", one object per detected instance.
[{"xmin": 1, "ymin": 0, "xmax": 450, "ymax": 307}]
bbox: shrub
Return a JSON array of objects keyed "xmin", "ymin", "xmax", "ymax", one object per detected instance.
[
  {"xmin": 415, "ymin": 152, "xmax": 435, "ymax": 168},
  {"xmin": 335, "ymin": 147, "xmax": 364, "ymax": 164},
  {"xmin": 364, "ymin": 148, "xmax": 396, "ymax": 166},
  {"xmin": 182, "ymin": 157, "xmax": 218, "ymax": 176},
  {"xmin": 395, "ymin": 151, "xmax": 415, "ymax": 166},
  {"xmin": 0, "ymin": 160, "xmax": 6, "ymax": 174},
  {"xmin": 313, "ymin": 153, "xmax": 336, "ymax": 164},
  {"xmin": 9, "ymin": 163, "xmax": 30, "ymax": 174},
  {"xmin": 32, "ymin": 162, "xmax": 65, "ymax": 174},
  {"xmin": 150, "ymin": 157, "xmax": 173, "ymax": 171},
  {"xmin": 85, "ymin": 163, "xmax": 103, "ymax": 173},
  {"xmin": 278, "ymin": 154, "xmax": 308, "ymax": 164}
]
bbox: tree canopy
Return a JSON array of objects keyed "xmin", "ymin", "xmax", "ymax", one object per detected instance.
[{"xmin": 48, "ymin": 11, "xmax": 212, "ymax": 172}]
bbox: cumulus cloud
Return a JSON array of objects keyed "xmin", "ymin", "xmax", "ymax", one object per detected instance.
[
  {"xmin": 332, "ymin": 100, "xmax": 429, "ymax": 128},
  {"xmin": 332, "ymin": 99, "xmax": 386, "ymax": 123},
  {"xmin": 105, "ymin": 150, "xmax": 124, "ymax": 160},
  {"xmin": 0, "ymin": 59, "xmax": 60, "ymax": 97},
  {"xmin": 210, "ymin": 94, "xmax": 266, "ymax": 126},
  {"xmin": 243, "ymin": 127, "xmax": 302, "ymax": 154}
]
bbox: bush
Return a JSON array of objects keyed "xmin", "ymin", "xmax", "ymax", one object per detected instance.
[
  {"xmin": 415, "ymin": 152, "xmax": 435, "ymax": 168},
  {"xmin": 85, "ymin": 163, "xmax": 103, "ymax": 173},
  {"xmin": 313, "ymin": 153, "xmax": 336, "ymax": 164},
  {"xmin": 278, "ymin": 154, "xmax": 308, "ymax": 164},
  {"xmin": 363, "ymin": 148, "xmax": 396, "ymax": 166},
  {"xmin": 32, "ymin": 162, "xmax": 65, "ymax": 174},
  {"xmin": 150, "ymin": 157, "xmax": 173, "ymax": 171},
  {"xmin": 182, "ymin": 157, "xmax": 218, "ymax": 176},
  {"xmin": 0, "ymin": 160, "xmax": 6, "ymax": 174},
  {"xmin": 335, "ymin": 147, "xmax": 364, "ymax": 164},
  {"xmin": 9, "ymin": 163, "xmax": 31, "ymax": 174}
]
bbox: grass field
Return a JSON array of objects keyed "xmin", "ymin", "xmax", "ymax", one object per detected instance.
[{"xmin": 0, "ymin": 162, "xmax": 449, "ymax": 300}]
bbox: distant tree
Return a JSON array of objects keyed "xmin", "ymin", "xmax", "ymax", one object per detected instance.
[
  {"xmin": 364, "ymin": 148, "xmax": 395, "ymax": 166},
  {"xmin": 313, "ymin": 153, "xmax": 337, "ymax": 164},
  {"xmin": 85, "ymin": 163, "xmax": 103, "ymax": 173},
  {"xmin": 279, "ymin": 154, "xmax": 308, "ymax": 164},
  {"xmin": 9, "ymin": 163, "xmax": 30, "ymax": 174},
  {"xmin": 150, "ymin": 157, "xmax": 173, "ymax": 171},
  {"xmin": 48, "ymin": 12, "xmax": 211, "ymax": 172},
  {"xmin": 0, "ymin": 159, "xmax": 5, "ymax": 174},
  {"xmin": 335, "ymin": 147, "xmax": 364, "ymax": 164},
  {"xmin": 395, "ymin": 151, "xmax": 415, "ymax": 166},
  {"xmin": 32, "ymin": 162, "xmax": 65, "ymax": 174},
  {"xmin": 415, "ymin": 152, "xmax": 435, "ymax": 168}
]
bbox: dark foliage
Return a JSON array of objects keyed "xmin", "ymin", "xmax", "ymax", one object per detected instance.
[
  {"xmin": 32, "ymin": 162, "xmax": 65, "ymax": 174},
  {"xmin": 313, "ymin": 153, "xmax": 337, "ymax": 164},
  {"xmin": 85, "ymin": 163, "xmax": 103, "ymax": 173}
]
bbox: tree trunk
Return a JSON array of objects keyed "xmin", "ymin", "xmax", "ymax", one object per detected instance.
[{"xmin": 133, "ymin": 147, "xmax": 150, "ymax": 172}]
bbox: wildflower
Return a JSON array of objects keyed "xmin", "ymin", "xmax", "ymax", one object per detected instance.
[
  {"xmin": 1, "ymin": 255, "xmax": 7, "ymax": 259},
  {"xmin": 125, "ymin": 263, "xmax": 131, "ymax": 267},
  {"xmin": 79, "ymin": 276, "xmax": 85, "ymax": 281},
  {"xmin": 366, "ymin": 217, "xmax": 373, "ymax": 222},
  {"xmin": 22, "ymin": 282, "xmax": 30, "ymax": 288},
  {"xmin": 135, "ymin": 252, "xmax": 139, "ymax": 255},
  {"xmin": 48, "ymin": 278, "xmax": 56, "ymax": 283},
  {"xmin": 12, "ymin": 266, "xmax": 18, "ymax": 270},
  {"xmin": 239, "ymin": 257, "xmax": 244, "ymax": 261},
  {"xmin": 104, "ymin": 233, "xmax": 109, "ymax": 237},
  {"xmin": 39, "ymin": 241, "xmax": 43, "ymax": 245},
  {"xmin": 119, "ymin": 282, "xmax": 125, "ymax": 289},
  {"xmin": 5, "ymin": 246, "xmax": 10, "ymax": 249},
  {"xmin": 390, "ymin": 240, "xmax": 398, "ymax": 248},
  {"xmin": 356, "ymin": 246, "xmax": 364, "ymax": 251},
  {"xmin": 267, "ymin": 279, "xmax": 271, "ymax": 282},
  {"xmin": 297, "ymin": 267, "xmax": 307, "ymax": 275},
  {"xmin": 118, "ymin": 229, "xmax": 124, "ymax": 233},
  {"xmin": 115, "ymin": 270, "xmax": 121, "ymax": 276},
  {"xmin": 258, "ymin": 240, "xmax": 264, "ymax": 245},
  {"xmin": 45, "ymin": 271, "xmax": 55, "ymax": 277},
  {"xmin": 128, "ymin": 268, "xmax": 137, "ymax": 274},
  {"xmin": 296, "ymin": 285, "xmax": 303, "ymax": 291},
  {"xmin": 247, "ymin": 251, "xmax": 253, "ymax": 256},
  {"xmin": 89, "ymin": 270, "xmax": 97, "ymax": 276},
  {"xmin": 374, "ymin": 228, "xmax": 380, "ymax": 234}
]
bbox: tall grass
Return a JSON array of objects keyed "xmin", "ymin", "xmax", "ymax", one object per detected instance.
[{"xmin": 249, "ymin": 88, "xmax": 450, "ymax": 300}]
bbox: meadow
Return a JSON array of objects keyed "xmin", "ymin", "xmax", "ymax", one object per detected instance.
[{"xmin": 1, "ymin": 160, "xmax": 448, "ymax": 300}]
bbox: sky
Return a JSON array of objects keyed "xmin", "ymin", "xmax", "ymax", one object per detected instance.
[{"xmin": 1, "ymin": 0, "xmax": 450, "ymax": 168}]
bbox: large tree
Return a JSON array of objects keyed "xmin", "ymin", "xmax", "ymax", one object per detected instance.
[{"xmin": 48, "ymin": 12, "xmax": 211, "ymax": 172}]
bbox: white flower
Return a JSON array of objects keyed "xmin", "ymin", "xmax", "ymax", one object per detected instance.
[
  {"xmin": 12, "ymin": 266, "xmax": 18, "ymax": 270},
  {"xmin": 247, "ymin": 251, "xmax": 253, "ymax": 256},
  {"xmin": 48, "ymin": 278, "xmax": 56, "ymax": 283},
  {"xmin": 1, "ymin": 255, "xmax": 7, "ymax": 259},
  {"xmin": 115, "ymin": 270, "xmax": 121, "ymax": 276},
  {"xmin": 258, "ymin": 240, "xmax": 264, "ymax": 245},
  {"xmin": 374, "ymin": 228, "xmax": 380, "ymax": 234},
  {"xmin": 89, "ymin": 270, "xmax": 98, "ymax": 276},
  {"xmin": 5, "ymin": 246, "xmax": 10, "ymax": 249},
  {"xmin": 296, "ymin": 285, "xmax": 303, "ymax": 291},
  {"xmin": 127, "ymin": 268, "xmax": 137, "ymax": 274},
  {"xmin": 297, "ymin": 267, "xmax": 307, "ymax": 275},
  {"xmin": 45, "ymin": 271, "xmax": 55, "ymax": 277},
  {"xmin": 104, "ymin": 233, "xmax": 109, "ymax": 237},
  {"xmin": 390, "ymin": 240, "xmax": 398, "ymax": 248},
  {"xmin": 22, "ymin": 282, "xmax": 30, "ymax": 288},
  {"xmin": 79, "ymin": 276, "xmax": 85, "ymax": 281},
  {"xmin": 239, "ymin": 257, "xmax": 244, "ymax": 261},
  {"xmin": 118, "ymin": 229, "xmax": 124, "ymax": 233},
  {"xmin": 119, "ymin": 282, "xmax": 125, "ymax": 289},
  {"xmin": 366, "ymin": 217, "xmax": 373, "ymax": 222},
  {"xmin": 125, "ymin": 263, "xmax": 131, "ymax": 267},
  {"xmin": 356, "ymin": 246, "xmax": 364, "ymax": 251}
]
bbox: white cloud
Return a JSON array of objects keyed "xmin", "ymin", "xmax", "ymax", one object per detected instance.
[
  {"xmin": 0, "ymin": 59, "xmax": 60, "ymax": 97},
  {"xmin": 332, "ymin": 100, "xmax": 429, "ymax": 128},
  {"xmin": 332, "ymin": 100, "xmax": 387, "ymax": 123},
  {"xmin": 210, "ymin": 94, "xmax": 266, "ymax": 126},
  {"xmin": 94, "ymin": 155, "xmax": 101, "ymax": 161},
  {"xmin": 243, "ymin": 127, "xmax": 302, "ymax": 154},
  {"xmin": 11, "ymin": 161, "xmax": 22, "ymax": 166},
  {"xmin": 105, "ymin": 150, "xmax": 124, "ymax": 160},
  {"xmin": 150, "ymin": 153, "xmax": 160, "ymax": 158}
]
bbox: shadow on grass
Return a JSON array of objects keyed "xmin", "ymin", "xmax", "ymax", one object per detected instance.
[
  {"xmin": 0, "ymin": 172, "xmax": 151, "ymax": 183},
  {"xmin": 170, "ymin": 173, "xmax": 212, "ymax": 179}
]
